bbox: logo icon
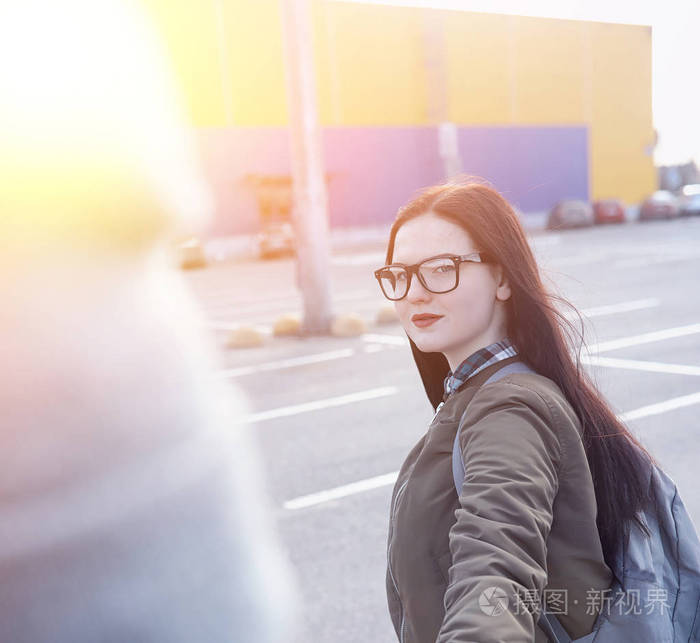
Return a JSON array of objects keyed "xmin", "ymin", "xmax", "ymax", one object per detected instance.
[{"xmin": 479, "ymin": 586, "xmax": 509, "ymax": 616}]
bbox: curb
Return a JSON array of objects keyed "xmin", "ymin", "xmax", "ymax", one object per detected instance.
[
  {"xmin": 208, "ymin": 219, "xmax": 550, "ymax": 347},
  {"xmin": 195, "ymin": 216, "xmax": 549, "ymax": 265},
  {"xmin": 224, "ymin": 309, "xmax": 402, "ymax": 348}
]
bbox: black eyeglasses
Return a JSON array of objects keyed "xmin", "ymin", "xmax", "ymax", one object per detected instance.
[{"xmin": 373, "ymin": 252, "xmax": 488, "ymax": 301}]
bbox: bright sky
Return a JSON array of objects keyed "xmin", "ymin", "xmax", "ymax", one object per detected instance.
[{"xmin": 344, "ymin": 0, "xmax": 700, "ymax": 166}]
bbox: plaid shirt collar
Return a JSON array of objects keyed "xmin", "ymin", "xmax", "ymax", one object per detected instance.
[{"xmin": 443, "ymin": 337, "xmax": 518, "ymax": 401}]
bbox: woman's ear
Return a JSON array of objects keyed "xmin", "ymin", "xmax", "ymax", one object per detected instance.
[{"xmin": 494, "ymin": 265, "xmax": 511, "ymax": 302}]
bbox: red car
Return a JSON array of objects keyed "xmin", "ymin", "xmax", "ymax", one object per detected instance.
[
  {"xmin": 593, "ymin": 199, "xmax": 626, "ymax": 224},
  {"xmin": 546, "ymin": 200, "xmax": 594, "ymax": 230},
  {"xmin": 639, "ymin": 191, "xmax": 680, "ymax": 221}
]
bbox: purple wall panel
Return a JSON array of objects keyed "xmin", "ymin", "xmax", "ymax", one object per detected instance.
[
  {"xmin": 196, "ymin": 125, "xmax": 588, "ymax": 236},
  {"xmin": 197, "ymin": 128, "xmax": 291, "ymax": 235},
  {"xmin": 457, "ymin": 126, "xmax": 589, "ymax": 213},
  {"xmin": 323, "ymin": 127, "xmax": 443, "ymax": 228}
]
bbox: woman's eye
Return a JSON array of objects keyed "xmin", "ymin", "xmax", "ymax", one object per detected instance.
[{"xmin": 434, "ymin": 264, "xmax": 455, "ymax": 273}]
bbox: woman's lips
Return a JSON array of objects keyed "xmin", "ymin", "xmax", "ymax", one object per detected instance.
[{"xmin": 411, "ymin": 314, "xmax": 443, "ymax": 328}]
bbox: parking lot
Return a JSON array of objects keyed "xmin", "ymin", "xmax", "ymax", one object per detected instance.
[{"xmin": 184, "ymin": 216, "xmax": 700, "ymax": 643}]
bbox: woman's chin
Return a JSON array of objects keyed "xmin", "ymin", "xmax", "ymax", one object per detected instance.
[{"xmin": 410, "ymin": 335, "xmax": 445, "ymax": 355}]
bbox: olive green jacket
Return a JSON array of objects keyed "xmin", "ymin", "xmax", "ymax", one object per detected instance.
[{"xmin": 386, "ymin": 358, "xmax": 613, "ymax": 642}]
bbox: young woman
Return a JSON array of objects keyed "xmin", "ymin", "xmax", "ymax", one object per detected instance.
[{"xmin": 376, "ymin": 181, "xmax": 655, "ymax": 642}]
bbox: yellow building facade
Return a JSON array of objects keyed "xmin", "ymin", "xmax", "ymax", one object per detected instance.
[{"xmin": 142, "ymin": 1, "xmax": 655, "ymax": 231}]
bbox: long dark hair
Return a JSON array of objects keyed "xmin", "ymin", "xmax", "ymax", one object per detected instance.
[{"xmin": 386, "ymin": 179, "xmax": 655, "ymax": 571}]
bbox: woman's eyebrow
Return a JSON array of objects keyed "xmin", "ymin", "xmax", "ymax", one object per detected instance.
[{"xmin": 390, "ymin": 253, "xmax": 460, "ymax": 265}]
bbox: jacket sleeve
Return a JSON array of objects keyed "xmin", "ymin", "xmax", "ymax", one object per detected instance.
[{"xmin": 438, "ymin": 380, "xmax": 562, "ymax": 642}]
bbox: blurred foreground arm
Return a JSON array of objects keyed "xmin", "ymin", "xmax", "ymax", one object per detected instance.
[{"xmin": 0, "ymin": 0, "xmax": 296, "ymax": 640}]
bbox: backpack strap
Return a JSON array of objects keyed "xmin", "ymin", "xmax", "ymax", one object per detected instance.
[
  {"xmin": 451, "ymin": 361, "xmax": 535, "ymax": 492},
  {"xmin": 538, "ymin": 610, "xmax": 574, "ymax": 643},
  {"xmin": 448, "ymin": 361, "xmax": 571, "ymax": 643}
]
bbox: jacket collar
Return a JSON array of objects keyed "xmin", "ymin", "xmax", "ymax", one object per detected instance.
[{"xmin": 443, "ymin": 338, "xmax": 518, "ymax": 401}]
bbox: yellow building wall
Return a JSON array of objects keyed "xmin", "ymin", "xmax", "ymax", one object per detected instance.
[
  {"xmin": 312, "ymin": 2, "xmax": 429, "ymax": 125},
  {"xmin": 142, "ymin": 0, "xmax": 288, "ymax": 126},
  {"xmin": 508, "ymin": 16, "xmax": 588, "ymax": 125},
  {"xmin": 443, "ymin": 12, "xmax": 515, "ymax": 124},
  {"xmin": 589, "ymin": 22, "xmax": 656, "ymax": 203},
  {"xmin": 443, "ymin": 12, "xmax": 588, "ymax": 125},
  {"xmin": 442, "ymin": 10, "xmax": 655, "ymax": 203},
  {"xmin": 141, "ymin": 0, "xmax": 225, "ymax": 125},
  {"xmin": 140, "ymin": 1, "xmax": 655, "ymax": 203}
]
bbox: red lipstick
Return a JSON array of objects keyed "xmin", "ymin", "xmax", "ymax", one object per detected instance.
[{"xmin": 411, "ymin": 313, "xmax": 443, "ymax": 328}]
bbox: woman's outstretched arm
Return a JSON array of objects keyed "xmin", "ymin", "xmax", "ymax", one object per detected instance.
[{"xmin": 438, "ymin": 380, "xmax": 562, "ymax": 642}]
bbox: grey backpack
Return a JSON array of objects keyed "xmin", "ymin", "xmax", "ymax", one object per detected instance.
[{"xmin": 451, "ymin": 361, "xmax": 700, "ymax": 642}]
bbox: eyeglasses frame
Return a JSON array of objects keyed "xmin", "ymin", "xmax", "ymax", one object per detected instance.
[{"xmin": 373, "ymin": 251, "xmax": 489, "ymax": 301}]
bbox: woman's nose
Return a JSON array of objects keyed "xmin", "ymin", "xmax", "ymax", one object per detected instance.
[{"xmin": 405, "ymin": 273, "xmax": 430, "ymax": 302}]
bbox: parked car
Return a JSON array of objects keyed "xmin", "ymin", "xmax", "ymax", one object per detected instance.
[
  {"xmin": 639, "ymin": 191, "xmax": 680, "ymax": 221},
  {"xmin": 679, "ymin": 184, "xmax": 700, "ymax": 216},
  {"xmin": 546, "ymin": 200, "xmax": 594, "ymax": 230},
  {"xmin": 593, "ymin": 199, "xmax": 626, "ymax": 224},
  {"xmin": 258, "ymin": 221, "xmax": 295, "ymax": 259}
]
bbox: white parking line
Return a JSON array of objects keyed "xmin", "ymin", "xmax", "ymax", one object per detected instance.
[
  {"xmin": 201, "ymin": 289, "xmax": 374, "ymax": 315},
  {"xmin": 529, "ymin": 234, "xmax": 561, "ymax": 248},
  {"xmin": 582, "ymin": 355, "xmax": 700, "ymax": 376},
  {"xmin": 619, "ymin": 391, "xmax": 700, "ymax": 422},
  {"xmin": 284, "ymin": 471, "xmax": 400, "ymax": 510},
  {"xmin": 195, "ymin": 288, "xmax": 300, "ymax": 304},
  {"xmin": 361, "ymin": 333, "xmax": 408, "ymax": 346},
  {"xmin": 212, "ymin": 314, "xmax": 691, "ymax": 380},
  {"xmin": 332, "ymin": 252, "xmax": 386, "ymax": 266},
  {"xmin": 283, "ymin": 390, "xmax": 700, "ymax": 510},
  {"xmin": 614, "ymin": 252, "xmax": 700, "ymax": 269},
  {"xmin": 586, "ymin": 323, "xmax": 700, "ymax": 355},
  {"xmin": 547, "ymin": 252, "xmax": 609, "ymax": 267},
  {"xmin": 358, "ymin": 301, "xmax": 660, "ymax": 346},
  {"xmin": 574, "ymin": 298, "xmax": 659, "ymax": 319},
  {"xmin": 218, "ymin": 349, "xmax": 357, "ymax": 378},
  {"xmin": 237, "ymin": 386, "xmax": 399, "ymax": 425},
  {"xmin": 207, "ymin": 321, "xmax": 270, "ymax": 332},
  {"xmin": 206, "ymin": 296, "xmax": 659, "ymax": 336}
]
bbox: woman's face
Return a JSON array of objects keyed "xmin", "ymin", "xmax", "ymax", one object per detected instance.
[{"xmin": 391, "ymin": 212, "xmax": 511, "ymax": 371}]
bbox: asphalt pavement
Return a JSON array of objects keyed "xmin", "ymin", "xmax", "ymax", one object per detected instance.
[{"xmin": 183, "ymin": 216, "xmax": 700, "ymax": 643}]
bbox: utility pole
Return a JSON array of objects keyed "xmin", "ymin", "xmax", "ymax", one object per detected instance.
[
  {"xmin": 423, "ymin": 10, "xmax": 462, "ymax": 180},
  {"xmin": 213, "ymin": 0, "xmax": 234, "ymax": 126},
  {"xmin": 279, "ymin": 0, "xmax": 333, "ymax": 334}
]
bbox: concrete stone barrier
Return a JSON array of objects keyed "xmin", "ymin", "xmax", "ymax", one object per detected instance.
[
  {"xmin": 273, "ymin": 313, "xmax": 302, "ymax": 336},
  {"xmin": 375, "ymin": 305, "xmax": 399, "ymax": 325},
  {"xmin": 331, "ymin": 313, "xmax": 367, "ymax": 337},
  {"xmin": 226, "ymin": 325, "xmax": 267, "ymax": 348}
]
